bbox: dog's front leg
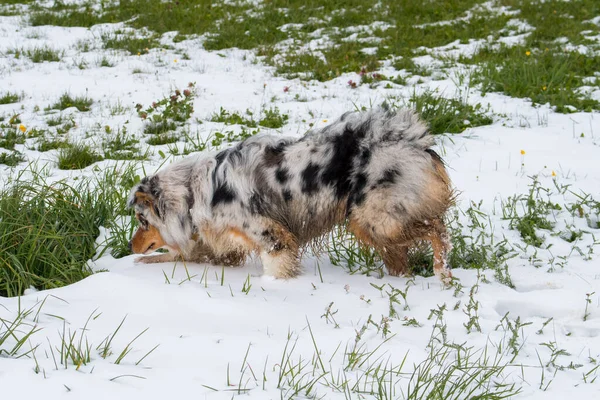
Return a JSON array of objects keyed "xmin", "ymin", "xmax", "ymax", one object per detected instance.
[
  {"xmin": 134, "ymin": 251, "xmax": 181, "ymax": 264},
  {"xmin": 254, "ymin": 223, "xmax": 302, "ymax": 279},
  {"xmin": 260, "ymin": 249, "xmax": 301, "ymax": 279}
]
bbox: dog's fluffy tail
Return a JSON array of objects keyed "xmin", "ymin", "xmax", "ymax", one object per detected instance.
[{"xmin": 326, "ymin": 107, "xmax": 432, "ymax": 150}]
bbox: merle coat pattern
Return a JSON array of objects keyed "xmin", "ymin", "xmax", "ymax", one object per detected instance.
[{"xmin": 129, "ymin": 108, "xmax": 453, "ymax": 282}]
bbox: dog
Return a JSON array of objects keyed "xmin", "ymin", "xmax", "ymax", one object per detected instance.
[{"xmin": 128, "ymin": 107, "xmax": 454, "ymax": 283}]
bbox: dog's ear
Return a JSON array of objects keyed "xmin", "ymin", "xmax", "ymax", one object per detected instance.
[{"xmin": 128, "ymin": 176, "xmax": 164, "ymax": 219}]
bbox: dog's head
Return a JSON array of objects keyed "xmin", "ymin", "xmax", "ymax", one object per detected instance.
[{"xmin": 128, "ymin": 176, "xmax": 168, "ymax": 255}]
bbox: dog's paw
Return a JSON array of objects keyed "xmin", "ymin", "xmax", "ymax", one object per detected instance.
[
  {"xmin": 437, "ymin": 269, "xmax": 453, "ymax": 287},
  {"xmin": 134, "ymin": 256, "xmax": 148, "ymax": 264}
]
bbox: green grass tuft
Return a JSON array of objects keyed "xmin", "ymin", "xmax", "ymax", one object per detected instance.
[
  {"xmin": 408, "ymin": 91, "xmax": 494, "ymax": 134},
  {"xmin": 211, "ymin": 107, "xmax": 257, "ymax": 127},
  {"xmin": 0, "ymin": 92, "xmax": 22, "ymax": 105},
  {"xmin": 146, "ymin": 134, "xmax": 179, "ymax": 146},
  {"xmin": 259, "ymin": 107, "xmax": 289, "ymax": 129},
  {"xmin": 50, "ymin": 93, "xmax": 93, "ymax": 112},
  {"xmin": 57, "ymin": 143, "xmax": 103, "ymax": 170},
  {"xmin": 0, "ymin": 125, "xmax": 26, "ymax": 150},
  {"xmin": 0, "ymin": 151, "xmax": 25, "ymax": 166},
  {"xmin": 0, "ymin": 168, "xmax": 129, "ymax": 297},
  {"xmin": 36, "ymin": 137, "xmax": 70, "ymax": 152},
  {"xmin": 22, "ymin": 46, "xmax": 63, "ymax": 63},
  {"xmin": 102, "ymin": 32, "xmax": 160, "ymax": 55}
]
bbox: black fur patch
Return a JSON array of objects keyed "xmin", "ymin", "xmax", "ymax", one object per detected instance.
[
  {"xmin": 275, "ymin": 167, "xmax": 289, "ymax": 184},
  {"xmin": 359, "ymin": 148, "xmax": 371, "ymax": 167},
  {"xmin": 425, "ymin": 148, "xmax": 445, "ymax": 165},
  {"xmin": 211, "ymin": 183, "xmax": 236, "ymax": 207},
  {"xmin": 249, "ymin": 192, "xmax": 268, "ymax": 215},
  {"xmin": 301, "ymin": 163, "xmax": 320, "ymax": 194},
  {"xmin": 321, "ymin": 126, "xmax": 361, "ymax": 198},
  {"xmin": 214, "ymin": 149, "xmax": 229, "ymax": 168},
  {"xmin": 264, "ymin": 142, "xmax": 288, "ymax": 167},
  {"xmin": 349, "ymin": 172, "xmax": 368, "ymax": 208},
  {"xmin": 185, "ymin": 177, "xmax": 195, "ymax": 211},
  {"xmin": 147, "ymin": 176, "xmax": 163, "ymax": 218},
  {"xmin": 376, "ymin": 169, "xmax": 400, "ymax": 186},
  {"xmin": 282, "ymin": 189, "xmax": 293, "ymax": 202},
  {"xmin": 227, "ymin": 147, "xmax": 243, "ymax": 166},
  {"xmin": 138, "ymin": 214, "xmax": 149, "ymax": 230}
]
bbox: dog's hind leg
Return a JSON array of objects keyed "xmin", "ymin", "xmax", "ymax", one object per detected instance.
[
  {"xmin": 348, "ymin": 218, "xmax": 410, "ymax": 277},
  {"xmin": 428, "ymin": 218, "xmax": 452, "ymax": 284},
  {"xmin": 380, "ymin": 244, "xmax": 409, "ymax": 277}
]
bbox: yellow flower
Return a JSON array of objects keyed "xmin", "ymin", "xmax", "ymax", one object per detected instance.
[
  {"xmin": 322, "ymin": 119, "xmax": 328, "ymax": 123},
  {"xmin": 174, "ymin": 59, "xmax": 178, "ymax": 63},
  {"xmin": 542, "ymin": 86, "xmax": 547, "ymax": 91},
  {"xmin": 19, "ymin": 124, "xmax": 26, "ymax": 133},
  {"xmin": 137, "ymin": 52, "xmax": 141, "ymax": 56},
  {"xmin": 520, "ymin": 150, "xmax": 526, "ymax": 155},
  {"xmin": 551, "ymin": 171, "xmax": 556, "ymax": 177},
  {"xmin": 525, "ymin": 51, "xmax": 531, "ymax": 56}
]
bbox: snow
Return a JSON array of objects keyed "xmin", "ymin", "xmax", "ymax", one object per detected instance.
[{"xmin": 1, "ymin": 10, "xmax": 600, "ymax": 400}]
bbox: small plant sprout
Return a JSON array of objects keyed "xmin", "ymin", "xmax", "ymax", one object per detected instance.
[
  {"xmin": 321, "ymin": 302, "xmax": 340, "ymax": 328},
  {"xmin": 536, "ymin": 317, "xmax": 554, "ymax": 335},
  {"xmin": 495, "ymin": 313, "xmax": 532, "ymax": 361},
  {"xmin": 386, "ymin": 282, "xmax": 412, "ymax": 317},
  {"xmin": 241, "ymin": 274, "xmax": 252, "ymax": 294},
  {"xmin": 463, "ymin": 277, "xmax": 482, "ymax": 334},
  {"xmin": 584, "ymin": 292, "xmax": 595, "ymax": 321}
]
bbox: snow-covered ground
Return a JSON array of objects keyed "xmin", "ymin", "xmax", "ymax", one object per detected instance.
[{"xmin": 1, "ymin": 10, "xmax": 600, "ymax": 400}]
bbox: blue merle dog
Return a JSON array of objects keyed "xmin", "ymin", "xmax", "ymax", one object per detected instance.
[{"xmin": 129, "ymin": 107, "xmax": 454, "ymax": 283}]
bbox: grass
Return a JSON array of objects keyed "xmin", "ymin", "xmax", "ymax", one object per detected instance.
[
  {"xmin": 14, "ymin": 0, "xmax": 600, "ymax": 113},
  {"xmin": 0, "ymin": 303, "xmax": 41, "ymax": 358},
  {"xmin": 57, "ymin": 143, "xmax": 103, "ymax": 170},
  {"xmin": 49, "ymin": 93, "xmax": 93, "ymax": 112},
  {"xmin": 103, "ymin": 127, "xmax": 147, "ymax": 160},
  {"xmin": 499, "ymin": 0, "xmax": 600, "ymax": 47},
  {"xmin": 259, "ymin": 107, "xmax": 289, "ymax": 129},
  {"xmin": 0, "ymin": 167, "xmax": 129, "ymax": 297},
  {"xmin": 211, "ymin": 107, "xmax": 288, "ymax": 129},
  {"xmin": 35, "ymin": 136, "xmax": 70, "ymax": 152},
  {"xmin": 0, "ymin": 127, "xmax": 26, "ymax": 150},
  {"xmin": 146, "ymin": 134, "xmax": 178, "ymax": 146},
  {"xmin": 0, "ymin": 151, "xmax": 25, "ymax": 166},
  {"xmin": 408, "ymin": 91, "xmax": 494, "ymax": 134},
  {"xmin": 211, "ymin": 107, "xmax": 257, "ymax": 127},
  {"xmin": 46, "ymin": 114, "xmax": 67, "ymax": 127},
  {"xmin": 273, "ymin": 42, "xmax": 381, "ymax": 82},
  {"xmin": 406, "ymin": 340, "xmax": 521, "ymax": 399},
  {"xmin": 0, "ymin": 92, "xmax": 22, "ymax": 105},
  {"xmin": 22, "ymin": 46, "xmax": 63, "ymax": 63},
  {"xmin": 102, "ymin": 32, "xmax": 160, "ymax": 55},
  {"xmin": 501, "ymin": 177, "xmax": 558, "ymax": 248},
  {"xmin": 138, "ymin": 84, "xmax": 196, "ymax": 135},
  {"xmin": 466, "ymin": 45, "xmax": 600, "ymax": 113}
]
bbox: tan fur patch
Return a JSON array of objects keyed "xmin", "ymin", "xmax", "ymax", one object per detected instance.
[
  {"xmin": 226, "ymin": 227, "xmax": 258, "ymax": 249},
  {"xmin": 130, "ymin": 225, "xmax": 167, "ymax": 254}
]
